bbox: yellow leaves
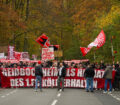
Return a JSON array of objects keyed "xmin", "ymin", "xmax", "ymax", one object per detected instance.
[
  {"xmin": 0, "ymin": 3, "xmax": 26, "ymax": 31},
  {"xmin": 72, "ymin": 0, "xmax": 110, "ymax": 36},
  {"xmin": 0, "ymin": 3, "xmax": 26, "ymax": 46},
  {"xmin": 47, "ymin": 0, "xmax": 62, "ymax": 9},
  {"xmin": 96, "ymin": 5, "xmax": 120, "ymax": 28}
]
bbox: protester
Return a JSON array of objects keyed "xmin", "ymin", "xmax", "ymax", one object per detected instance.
[
  {"xmin": 112, "ymin": 64, "xmax": 116, "ymax": 70},
  {"xmin": 1, "ymin": 59, "xmax": 120, "ymax": 91},
  {"xmin": 100, "ymin": 60, "xmax": 106, "ymax": 70},
  {"xmin": 96, "ymin": 64, "xmax": 101, "ymax": 69},
  {"xmin": 115, "ymin": 61, "xmax": 119, "ymax": 70},
  {"xmin": 35, "ymin": 61, "xmax": 43, "ymax": 92},
  {"xmin": 57, "ymin": 62, "xmax": 66, "ymax": 91},
  {"xmin": 113, "ymin": 65, "xmax": 120, "ymax": 90},
  {"xmin": 103, "ymin": 64, "xmax": 113, "ymax": 93},
  {"xmin": 84, "ymin": 64, "xmax": 95, "ymax": 92},
  {"xmin": 78, "ymin": 63, "xmax": 83, "ymax": 68},
  {"xmin": 71, "ymin": 62, "xmax": 75, "ymax": 68}
]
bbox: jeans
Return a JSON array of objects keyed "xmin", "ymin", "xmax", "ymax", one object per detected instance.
[
  {"xmin": 104, "ymin": 79, "xmax": 112, "ymax": 92},
  {"xmin": 57, "ymin": 77, "xmax": 64, "ymax": 90},
  {"xmin": 86, "ymin": 77, "xmax": 94, "ymax": 91},
  {"xmin": 35, "ymin": 76, "xmax": 42, "ymax": 90}
]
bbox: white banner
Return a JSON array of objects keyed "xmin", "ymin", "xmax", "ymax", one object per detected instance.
[
  {"xmin": 0, "ymin": 53, "xmax": 5, "ymax": 59},
  {"xmin": 42, "ymin": 48, "xmax": 54, "ymax": 61},
  {"xmin": 21, "ymin": 52, "xmax": 29, "ymax": 60},
  {"xmin": 8, "ymin": 46, "xmax": 15, "ymax": 59}
]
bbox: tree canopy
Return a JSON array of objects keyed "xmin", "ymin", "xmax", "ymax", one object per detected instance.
[{"xmin": 0, "ymin": 0, "xmax": 120, "ymax": 62}]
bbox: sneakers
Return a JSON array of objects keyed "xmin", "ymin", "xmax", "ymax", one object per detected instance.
[
  {"xmin": 34, "ymin": 89, "xmax": 38, "ymax": 92},
  {"xmin": 91, "ymin": 90, "xmax": 94, "ymax": 92},
  {"xmin": 108, "ymin": 91, "xmax": 112, "ymax": 94},
  {"xmin": 40, "ymin": 89, "xmax": 43, "ymax": 92},
  {"xmin": 103, "ymin": 91, "xmax": 112, "ymax": 94},
  {"xmin": 103, "ymin": 91, "xmax": 107, "ymax": 93},
  {"xmin": 34, "ymin": 89, "xmax": 43, "ymax": 92},
  {"xmin": 86, "ymin": 90, "xmax": 89, "ymax": 92}
]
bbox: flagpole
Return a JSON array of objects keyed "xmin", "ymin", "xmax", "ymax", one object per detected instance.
[
  {"xmin": 111, "ymin": 37, "xmax": 114, "ymax": 63},
  {"xmin": 94, "ymin": 49, "xmax": 96, "ymax": 62},
  {"xmin": 94, "ymin": 52, "xmax": 96, "ymax": 61}
]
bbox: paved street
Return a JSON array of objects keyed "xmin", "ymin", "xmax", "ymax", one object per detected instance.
[{"xmin": 0, "ymin": 88, "xmax": 120, "ymax": 105}]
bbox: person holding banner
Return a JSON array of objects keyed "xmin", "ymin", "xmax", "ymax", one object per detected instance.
[
  {"xmin": 35, "ymin": 61, "xmax": 43, "ymax": 92},
  {"xmin": 57, "ymin": 62, "xmax": 66, "ymax": 91},
  {"xmin": 84, "ymin": 64, "xmax": 95, "ymax": 92}
]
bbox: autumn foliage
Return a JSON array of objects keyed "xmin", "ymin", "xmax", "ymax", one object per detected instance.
[{"xmin": 0, "ymin": 0, "xmax": 120, "ymax": 62}]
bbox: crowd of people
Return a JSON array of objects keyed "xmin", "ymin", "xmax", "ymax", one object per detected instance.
[
  {"xmin": 0, "ymin": 60, "xmax": 120, "ymax": 70},
  {"xmin": 0, "ymin": 61, "xmax": 36, "ymax": 68},
  {"xmin": 0, "ymin": 60, "xmax": 120, "ymax": 92},
  {"xmin": 0, "ymin": 60, "xmax": 118, "ymax": 69}
]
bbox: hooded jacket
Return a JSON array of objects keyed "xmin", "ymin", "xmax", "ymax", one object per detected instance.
[{"xmin": 104, "ymin": 66, "xmax": 112, "ymax": 79}]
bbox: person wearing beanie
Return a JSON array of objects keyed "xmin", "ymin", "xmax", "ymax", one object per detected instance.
[{"xmin": 35, "ymin": 60, "xmax": 43, "ymax": 92}]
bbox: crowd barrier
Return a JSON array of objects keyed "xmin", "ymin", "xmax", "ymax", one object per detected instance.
[{"xmin": 0, "ymin": 67, "xmax": 116, "ymax": 88}]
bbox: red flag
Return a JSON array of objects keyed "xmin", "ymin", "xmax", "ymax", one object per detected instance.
[
  {"xmin": 88, "ymin": 30, "xmax": 106, "ymax": 48},
  {"xmin": 96, "ymin": 30, "xmax": 106, "ymax": 48},
  {"xmin": 36, "ymin": 34, "xmax": 50, "ymax": 48},
  {"xmin": 14, "ymin": 52, "xmax": 21, "ymax": 60},
  {"xmin": 80, "ymin": 47, "xmax": 91, "ymax": 56},
  {"xmin": 80, "ymin": 30, "xmax": 106, "ymax": 56},
  {"xmin": 49, "ymin": 45, "xmax": 60, "ymax": 51},
  {"xmin": 44, "ymin": 39, "xmax": 50, "ymax": 48}
]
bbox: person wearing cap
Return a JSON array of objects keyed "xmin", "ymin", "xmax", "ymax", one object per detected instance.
[{"xmin": 35, "ymin": 61, "xmax": 43, "ymax": 92}]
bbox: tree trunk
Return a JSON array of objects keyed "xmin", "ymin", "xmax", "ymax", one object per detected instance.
[{"xmin": 25, "ymin": 0, "xmax": 29, "ymax": 21}]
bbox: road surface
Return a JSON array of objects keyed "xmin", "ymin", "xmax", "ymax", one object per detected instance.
[{"xmin": 0, "ymin": 88, "xmax": 120, "ymax": 105}]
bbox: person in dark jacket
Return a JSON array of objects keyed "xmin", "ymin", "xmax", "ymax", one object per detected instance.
[
  {"xmin": 115, "ymin": 61, "xmax": 119, "ymax": 70},
  {"xmin": 84, "ymin": 64, "xmax": 95, "ymax": 92},
  {"xmin": 113, "ymin": 66, "xmax": 120, "ymax": 90},
  {"xmin": 57, "ymin": 62, "xmax": 66, "ymax": 91},
  {"xmin": 100, "ymin": 60, "xmax": 106, "ymax": 70},
  {"xmin": 35, "ymin": 61, "xmax": 43, "ymax": 92}
]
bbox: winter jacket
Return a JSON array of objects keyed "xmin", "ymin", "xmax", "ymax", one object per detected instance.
[
  {"xmin": 84, "ymin": 67, "xmax": 95, "ymax": 78},
  {"xmin": 115, "ymin": 68, "xmax": 120, "ymax": 80},
  {"xmin": 58, "ymin": 67, "xmax": 66, "ymax": 78},
  {"xmin": 35, "ymin": 65, "xmax": 43, "ymax": 77},
  {"xmin": 104, "ymin": 66, "xmax": 112, "ymax": 79}
]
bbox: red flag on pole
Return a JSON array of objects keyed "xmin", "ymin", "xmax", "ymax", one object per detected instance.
[
  {"xmin": 36, "ymin": 34, "xmax": 50, "ymax": 48},
  {"xmin": 96, "ymin": 30, "xmax": 106, "ymax": 48},
  {"xmin": 80, "ymin": 30, "xmax": 106, "ymax": 56},
  {"xmin": 80, "ymin": 47, "xmax": 91, "ymax": 56},
  {"xmin": 88, "ymin": 30, "xmax": 106, "ymax": 48}
]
